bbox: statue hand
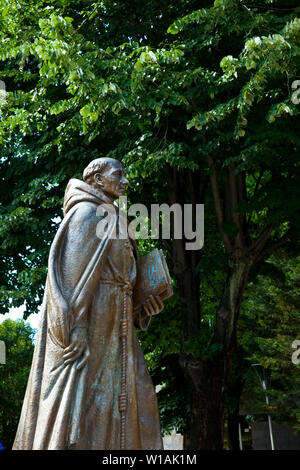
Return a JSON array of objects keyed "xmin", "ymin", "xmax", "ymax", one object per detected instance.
[
  {"xmin": 143, "ymin": 294, "xmax": 164, "ymax": 317},
  {"xmin": 63, "ymin": 326, "xmax": 90, "ymax": 370}
]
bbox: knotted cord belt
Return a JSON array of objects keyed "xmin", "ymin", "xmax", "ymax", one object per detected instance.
[{"xmin": 99, "ymin": 278, "xmax": 133, "ymax": 450}]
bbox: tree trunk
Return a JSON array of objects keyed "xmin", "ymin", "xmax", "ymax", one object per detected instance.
[
  {"xmin": 166, "ymin": 162, "xmax": 254, "ymax": 449},
  {"xmin": 183, "ymin": 356, "xmax": 227, "ymax": 450},
  {"xmin": 181, "ymin": 155, "xmax": 281, "ymax": 450},
  {"xmin": 227, "ymin": 405, "xmax": 240, "ymax": 450},
  {"xmin": 227, "ymin": 374, "xmax": 245, "ymax": 450},
  {"xmin": 183, "ymin": 258, "xmax": 250, "ymax": 450}
]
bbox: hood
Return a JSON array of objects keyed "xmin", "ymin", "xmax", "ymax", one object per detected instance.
[
  {"xmin": 63, "ymin": 178, "xmax": 115, "ymax": 216},
  {"xmin": 63, "ymin": 178, "xmax": 140, "ymax": 259}
]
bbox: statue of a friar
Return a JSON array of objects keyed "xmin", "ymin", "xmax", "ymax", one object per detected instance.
[{"xmin": 13, "ymin": 158, "xmax": 165, "ymax": 450}]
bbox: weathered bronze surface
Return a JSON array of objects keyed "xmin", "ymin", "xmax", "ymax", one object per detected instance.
[{"xmin": 13, "ymin": 158, "xmax": 164, "ymax": 450}]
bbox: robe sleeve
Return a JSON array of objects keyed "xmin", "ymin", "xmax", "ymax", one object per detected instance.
[{"xmin": 132, "ymin": 304, "xmax": 152, "ymax": 331}]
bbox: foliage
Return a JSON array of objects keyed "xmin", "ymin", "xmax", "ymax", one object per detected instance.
[
  {"xmin": 0, "ymin": 0, "xmax": 298, "ymax": 314},
  {"xmin": 0, "ymin": 319, "xmax": 35, "ymax": 449},
  {"xmin": 238, "ymin": 251, "xmax": 300, "ymax": 432}
]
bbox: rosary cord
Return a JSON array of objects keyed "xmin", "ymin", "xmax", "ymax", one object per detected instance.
[{"xmin": 119, "ymin": 286, "xmax": 129, "ymax": 450}]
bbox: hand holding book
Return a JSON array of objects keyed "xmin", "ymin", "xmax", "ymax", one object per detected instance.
[
  {"xmin": 133, "ymin": 249, "xmax": 173, "ymax": 330},
  {"xmin": 143, "ymin": 294, "xmax": 164, "ymax": 316}
]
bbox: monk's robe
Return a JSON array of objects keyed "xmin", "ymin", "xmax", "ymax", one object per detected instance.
[{"xmin": 13, "ymin": 179, "xmax": 163, "ymax": 450}]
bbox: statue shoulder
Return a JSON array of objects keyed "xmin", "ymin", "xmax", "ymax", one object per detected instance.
[{"xmin": 70, "ymin": 201, "xmax": 99, "ymax": 225}]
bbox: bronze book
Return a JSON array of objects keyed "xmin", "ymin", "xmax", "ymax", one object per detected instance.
[{"xmin": 133, "ymin": 248, "xmax": 173, "ymax": 310}]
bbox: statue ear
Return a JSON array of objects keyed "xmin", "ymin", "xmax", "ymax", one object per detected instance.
[{"xmin": 94, "ymin": 172, "xmax": 103, "ymax": 187}]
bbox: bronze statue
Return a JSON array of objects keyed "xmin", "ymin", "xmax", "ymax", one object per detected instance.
[{"xmin": 13, "ymin": 158, "xmax": 165, "ymax": 450}]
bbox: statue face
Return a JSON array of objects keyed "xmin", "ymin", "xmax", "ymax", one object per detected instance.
[{"xmin": 94, "ymin": 162, "xmax": 129, "ymax": 200}]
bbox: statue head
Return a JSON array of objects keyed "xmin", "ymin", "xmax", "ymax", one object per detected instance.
[{"xmin": 83, "ymin": 157, "xmax": 129, "ymax": 201}]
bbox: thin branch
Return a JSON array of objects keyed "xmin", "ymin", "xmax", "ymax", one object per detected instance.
[
  {"xmin": 253, "ymin": 169, "xmax": 264, "ymax": 198},
  {"xmin": 247, "ymin": 169, "xmax": 264, "ymax": 226},
  {"xmin": 228, "ymin": 163, "xmax": 240, "ymax": 230},
  {"xmin": 206, "ymin": 275, "xmax": 220, "ymax": 299},
  {"xmin": 200, "ymin": 175, "xmax": 209, "ymax": 202},
  {"xmin": 155, "ymin": 0, "xmax": 171, "ymax": 22},
  {"xmin": 163, "ymin": 239, "xmax": 173, "ymax": 259},
  {"xmin": 237, "ymin": 171, "xmax": 248, "ymax": 246},
  {"xmin": 207, "ymin": 156, "xmax": 232, "ymax": 254},
  {"xmin": 253, "ymin": 228, "xmax": 293, "ymax": 265},
  {"xmin": 249, "ymin": 224, "xmax": 273, "ymax": 255},
  {"xmin": 247, "ymin": 4, "xmax": 299, "ymax": 11},
  {"xmin": 77, "ymin": 3, "xmax": 104, "ymax": 32},
  {"xmin": 188, "ymin": 169, "xmax": 195, "ymax": 206}
]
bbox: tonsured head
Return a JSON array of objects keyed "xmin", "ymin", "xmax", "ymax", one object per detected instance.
[{"xmin": 83, "ymin": 157, "xmax": 129, "ymax": 201}]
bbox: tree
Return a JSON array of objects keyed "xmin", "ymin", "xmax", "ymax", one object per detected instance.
[
  {"xmin": 0, "ymin": 319, "xmax": 35, "ymax": 449},
  {"xmin": 163, "ymin": 0, "xmax": 300, "ymax": 448}
]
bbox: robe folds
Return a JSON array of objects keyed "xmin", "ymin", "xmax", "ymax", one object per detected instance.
[{"xmin": 13, "ymin": 179, "xmax": 163, "ymax": 450}]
